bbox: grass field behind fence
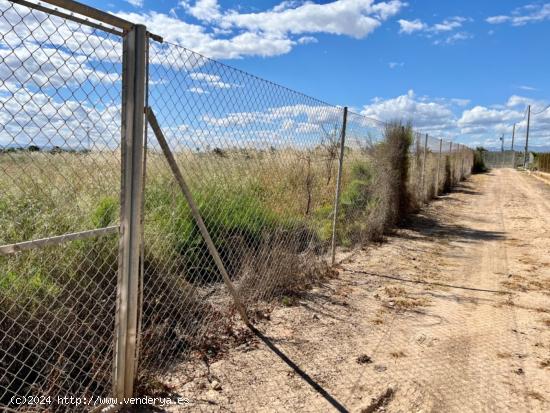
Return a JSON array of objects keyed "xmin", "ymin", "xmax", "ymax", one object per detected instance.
[{"xmin": 0, "ymin": 125, "xmax": 472, "ymax": 407}]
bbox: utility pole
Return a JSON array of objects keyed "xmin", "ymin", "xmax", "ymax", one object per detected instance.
[
  {"xmin": 524, "ymin": 105, "xmax": 531, "ymax": 168},
  {"xmin": 511, "ymin": 123, "xmax": 516, "ymax": 167}
]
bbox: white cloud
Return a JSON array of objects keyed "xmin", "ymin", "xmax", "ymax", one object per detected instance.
[
  {"xmin": 398, "ymin": 16, "xmax": 472, "ymax": 44},
  {"xmin": 486, "ymin": 3, "xmax": 550, "ymax": 26},
  {"xmin": 0, "ymin": 2, "xmax": 121, "ymax": 62},
  {"xmin": 458, "ymin": 106, "xmax": 521, "ymax": 129},
  {"xmin": 433, "ymin": 31, "xmax": 473, "ymax": 45},
  {"xmin": 297, "ymin": 36, "xmax": 318, "ymax": 44},
  {"xmin": 388, "ymin": 61, "xmax": 404, "ymax": 69},
  {"xmin": 431, "ymin": 17, "xmax": 467, "ymax": 32},
  {"xmin": 189, "ymin": 72, "xmax": 234, "ymax": 88},
  {"xmin": 358, "ymin": 91, "xmax": 550, "ymax": 148},
  {"xmin": 361, "ymin": 90, "xmax": 457, "ymax": 133},
  {"xmin": 219, "ymin": 0, "xmax": 404, "ymax": 39},
  {"xmin": 0, "ymin": 42, "xmax": 118, "ymax": 89},
  {"xmin": 486, "ymin": 15, "xmax": 509, "ymax": 24},
  {"xmin": 398, "ymin": 18, "xmax": 426, "ymax": 34},
  {"xmin": 187, "ymin": 86, "xmax": 208, "ymax": 94},
  {"xmin": 517, "ymin": 85, "xmax": 538, "ymax": 92},
  {"xmin": 457, "ymin": 96, "xmax": 550, "ymax": 147},
  {"xmin": 506, "ymin": 95, "xmax": 538, "ymax": 108},
  {"xmin": 125, "ymin": 0, "xmax": 144, "ymax": 7},
  {"xmin": 202, "ymin": 104, "xmax": 342, "ymax": 127},
  {"xmin": 272, "ymin": 0, "xmax": 306, "ymax": 13},
  {"xmin": 449, "ymin": 98, "xmax": 470, "ymax": 107},
  {"xmin": 118, "ymin": 0, "xmax": 406, "ymax": 59},
  {"xmin": 180, "ymin": 0, "xmax": 221, "ymax": 22},
  {"xmin": 399, "ymin": 16, "xmax": 468, "ymax": 34},
  {"xmin": 0, "ymin": 84, "xmax": 120, "ymax": 149},
  {"xmin": 116, "ymin": 11, "xmax": 294, "ymax": 59}
]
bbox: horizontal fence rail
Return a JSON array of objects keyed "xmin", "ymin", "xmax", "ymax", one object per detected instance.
[
  {"xmin": 0, "ymin": 226, "xmax": 119, "ymax": 256},
  {"xmin": 0, "ymin": 0, "xmax": 475, "ymax": 411}
]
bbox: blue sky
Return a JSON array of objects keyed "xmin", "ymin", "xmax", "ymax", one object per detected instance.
[
  {"xmin": 1, "ymin": 0, "xmax": 549, "ymax": 150},
  {"xmin": 99, "ymin": 0, "xmax": 550, "ymax": 148}
]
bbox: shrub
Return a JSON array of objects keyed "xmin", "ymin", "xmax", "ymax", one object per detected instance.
[
  {"xmin": 91, "ymin": 196, "xmax": 118, "ymax": 228},
  {"xmin": 472, "ymin": 147, "xmax": 488, "ymax": 173},
  {"xmin": 443, "ymin": 155, "xmax": 453, "ymax": 192},
  {"xmin": 367, "ymin": 123, "xmax": 413, "ymax": 240}
]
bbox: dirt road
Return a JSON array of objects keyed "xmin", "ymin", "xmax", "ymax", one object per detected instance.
[{"xmin": 167, "ymin": 169, "xmax": 550, "ymax": 412}]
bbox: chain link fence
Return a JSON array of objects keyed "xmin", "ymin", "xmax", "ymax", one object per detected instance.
[
  {"xmin": 0, "ymin": 0, "xmax": 123, "ymax": 410},
  {"xmin": 0, "ymin": 1, "xmax": 473, "ymax": 411},
  {"xmin": 482, "ymin": 150, "xmax": 526, "ymax": 169},
  {"xmin": 535, "ymin": 152, "xmax": 550, "ymax": 173}
]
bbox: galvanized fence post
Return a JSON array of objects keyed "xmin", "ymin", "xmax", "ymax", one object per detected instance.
[
  {"xmin": 449, "ymin": 141, "xmax": 453, "ymax": 184},
  {"xmin": 330, "ymin": 107, "xmax": 348, "ymax": 266},
  {"xmin": 461, "ymin": 145, "xmax": 465, "ymax": 179},
  {"xmin": 436, "ymin": 138, "xmax": 442, "ymax": 195},
  {"xmin": 421, "ymin": 133, "xmax": 428, "ymax": 201},
  {"xmin": 114, "ymin": 23, "xmax": 147, "ymax": 400}
]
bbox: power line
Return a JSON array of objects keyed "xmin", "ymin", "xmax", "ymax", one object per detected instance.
[{"xmin": 531, "ymin": 104, "xmax": 550, "ymax": 116}]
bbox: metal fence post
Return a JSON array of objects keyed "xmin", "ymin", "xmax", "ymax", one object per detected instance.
[
  {"xmin": 421, "ymin": 133, "xmax": 428, "ymax": 200},
  {"xmin": 330, "ymin": 107, "xmax": 348, "ymax": 266},
  {"xmin": 524, "ymin": 104, "xmax": 531, "ymax": 169},
  {"xmin": 436, "ymin": 138, "xmax": 442, "ymax": 195},
  {"xmin": 114, "ymin": 23, "xmax": 147, "ymax": 400},
  {"xmin": 449, "ymin": 141, "xmax": 453, "ymax": 184},
  {"xmin": 460, "ymin": 145, "xmax": 465, "ymax": 179}
]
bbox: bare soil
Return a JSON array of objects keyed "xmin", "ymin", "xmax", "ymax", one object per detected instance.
[{"xmin": 162, "ymin": 169, "xmax": 550, "ymax": 412}]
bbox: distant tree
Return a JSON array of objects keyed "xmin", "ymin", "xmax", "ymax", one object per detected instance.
[
  {"xmin": 320, "ymin": 123, "xmax": 340, "ymax": 185},
  {"xmin": 212, "ymin": 147, "xmax": 226, "ymax": 157},
  {"xmin": 27, "ymin": 145, "xmax": 40, "ymax": 152}
]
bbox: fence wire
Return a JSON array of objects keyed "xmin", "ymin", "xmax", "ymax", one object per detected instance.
[
  {"xmin": 139, "ymin": 40, "xmax": 343, "ymax": 379},
  {"xmin": 138, "ymin": 38, "xmax": 475, "ymax": 405},
  {"xmin": 536, "ymin": 153, "xmax": 550, "ymax": 173},
  {"xmin": 483, "ymin": 150, "xmax": 526, "ymax": 169},
  {"xmin": 0, "ymin": 1, "xmax": 476, "ymax": 411},
  {"xmin": 0, "ymin": 0, "xmax": 122, "ymax": 410}
]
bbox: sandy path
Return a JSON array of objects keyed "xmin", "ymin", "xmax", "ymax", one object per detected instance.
[{"xmin": 163, "ymin": 169, "xmax": 550, "ymax": 412}]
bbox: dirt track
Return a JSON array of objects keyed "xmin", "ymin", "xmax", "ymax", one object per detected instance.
[{"xmin": 166, "ymin": 169, "xmax": 550, "ymax": 412}]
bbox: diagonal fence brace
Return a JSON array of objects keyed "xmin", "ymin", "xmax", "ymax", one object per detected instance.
[{"xmin": 146, "ymin": 107, "xmax": 251, "ymax": 327}]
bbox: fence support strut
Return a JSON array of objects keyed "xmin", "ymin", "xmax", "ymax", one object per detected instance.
[
  {"xmin": 146, "ymin": 108, "xmax": 250, "ymax": 327},
  {"xmin": 115, "ymin": 24, "xmax": 147, "ymax": 400},
  {"xmin": 330, "ymin": 107, "xmax": 348, "ymax": 266}
]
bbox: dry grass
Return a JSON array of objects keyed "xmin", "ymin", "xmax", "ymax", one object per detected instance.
[
  {"xmin": 526, "ymin": 390, "xmax": 546, "ymax": 402},
  {"xmin": 0, "ymin": 129, "xmax": 473, "ymax": 404},
  {"xmin": 390, "ymin": 350, "xmax": 407, "ymax": 358}
]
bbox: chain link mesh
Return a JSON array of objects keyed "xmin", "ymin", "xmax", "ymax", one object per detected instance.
[
  {"xmin": 139, "ymin": 41, "xmax": 343, "ymax": 380},
  {"xmin": 0, "ymin": 0, "xmax": 122, "ymax": 410},
  {"xmin": 483, "ymin": 150, "xmax": 525, "ymax": 169},
  {"xmin": 1, "ymin": 1, "xmax": 477, "ymax": 411},
  {"xmin": 536, "ymin": 153, "xmax": 550, "ymax": 173},
  {"xmin": 138, "ymin": 39, "xmax": 475, "ymax": 399}
]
